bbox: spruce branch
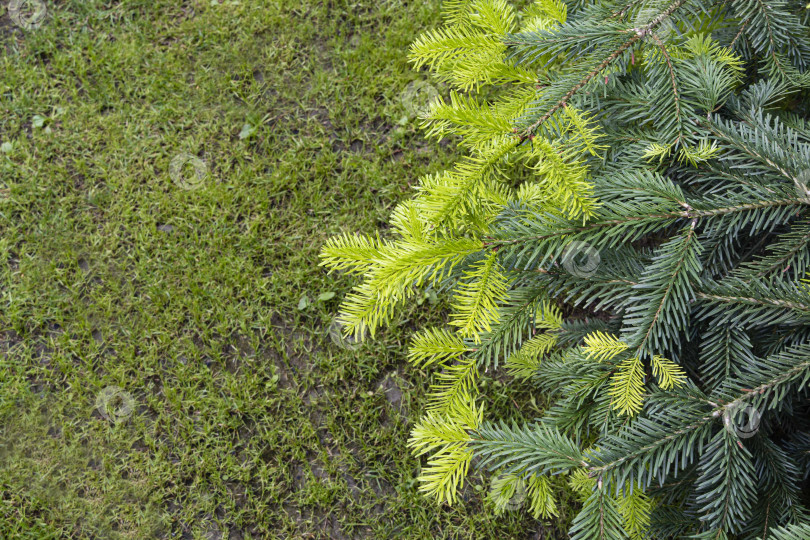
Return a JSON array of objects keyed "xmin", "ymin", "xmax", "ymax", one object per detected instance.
[{"xmin": 511, "ymin": 0, "xmax": 689, "ymax": 141}]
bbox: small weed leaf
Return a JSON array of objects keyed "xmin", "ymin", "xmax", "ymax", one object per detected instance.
[
  {"xmin": 317, "ymin": 291, "xmax": 336, "ymax": 302},
  {"xmin": 297, "ymin": 295, "xmax": 311, "ymax": 310}
]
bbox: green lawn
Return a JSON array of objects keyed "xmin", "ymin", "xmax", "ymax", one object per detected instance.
[{"xmin": 0, "ymin": 1, "xmax": 570, "ymax": 538}]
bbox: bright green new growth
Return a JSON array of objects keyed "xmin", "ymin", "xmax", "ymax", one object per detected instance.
[
  {"xmin": 322, "ymin": 0, "xmax": 810, "ymax": 537},
  {"xmin": 321, "ymin": 0, "xmax": 602, "ymax": 341}
]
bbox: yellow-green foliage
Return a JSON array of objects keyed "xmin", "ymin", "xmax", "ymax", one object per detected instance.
[
  {"xmin": 407, "ymin": 397, "xmax": 482, "ymax": 504},
  {"xmin": 320, "ymin": 1, "xmax": 603, "ymax": 506},
  {"xmin": 526, "ymin": 473, "xmax": 558, "ymax": 519},
  {"xmin": 582, "ymin": 331, "xmax": 629, "ymax": 363},
  {"xmin": 617, "ymin": 486, "xmax": 654, "ymax": 540},
  {"xmin": 505, "ymin": 302, "xmax": 562, "ymax": 378},
  {"xmin": 408, "ymin": 327, "xmax": 468, "ymax": 368},
  {"xmin": 320, "ymin": 0, "xmax": 603, "ymax": 342},
  {"xmin": 450, "ymin": 252, "xmax": 509, "ymax": 340},
  {"xmin": 583, "ymin": 331, "xmax": 687, "ymax": 416},
  {"xmin": 487, "ymin": 469, "xmax": 559, "ymax": 518},
  {"xmin": 609, "ymin": 356, "xmax": 647, "ymax": 417},
  {"xmin": 487, "ymin": 472, "xmax": 525, "ymax": 514},
  {"xmin": 568, "ymin": 466, "xmax": 653, "ymax": 539}
]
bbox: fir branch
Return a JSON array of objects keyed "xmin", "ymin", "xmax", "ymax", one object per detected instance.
[
  {"xmin": 470, "ymin": 421, "xmax": 587, "ymax": 476},
  {"xmin": 511, "ymin": 0, "xmax": 689, "ymax": 140}
]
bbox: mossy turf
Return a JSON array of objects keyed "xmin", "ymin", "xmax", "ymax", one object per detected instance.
[{"xmin": 0, "ymin": 1, "xmax": 572, "ymax": 538}]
